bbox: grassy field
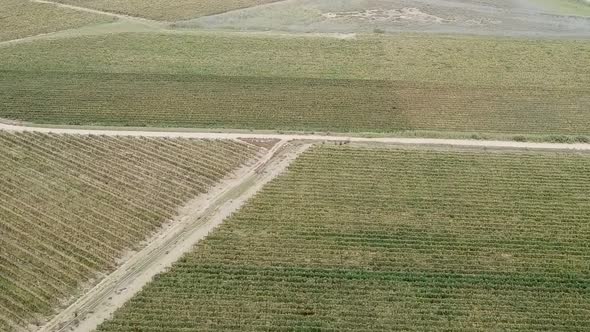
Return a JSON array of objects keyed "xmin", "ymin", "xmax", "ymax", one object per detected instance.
[
  {"xmin": 532, "ymin": 0, "xmax": 590, "ymax": 16},
  {"xmin": 54, "ymin": 0, "xmax": 282, "ymax": 20},
  {"xmin": 0, "ymin": 32, "xmax": 588, "ymax": 135},
  {"xmin": 0, "ymin": 132, "xmax": 262, "ymax": 331},
  {"xmin": 0, "ymin": 0, "xmax": 114, "ymax": 42},
  {"xmin": 95, "ymin": 145, "xmax": 590, "ymax": 331}
]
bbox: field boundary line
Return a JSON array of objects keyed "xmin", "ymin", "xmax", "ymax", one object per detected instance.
[
  {"xmin": 1, "ymin": 122, "xmax": 590, "ymax": 151},
  {"xmin": 0, "ymin": 29, "xmax": 76, "ymax": 47},
  {"xmin": 30, "ymin": 0, "xmax": 162, "ymax": 24},
  {"xmin": 175, "ymin": 0, "xmax": 292, "ymax": 23},
  {"xmin": 38, "ymin": 139, "xmax": 308, "ymax": 332}
]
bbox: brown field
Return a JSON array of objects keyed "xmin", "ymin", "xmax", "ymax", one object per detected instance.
[{"xmin": 0, "ymin": 132, "xmax": 263, "ymax": 331}]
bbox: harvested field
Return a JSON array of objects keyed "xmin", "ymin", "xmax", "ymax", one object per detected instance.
[
  {"xmin": 53, "ymin": 0, "xmax": 283, "ymax": 21},
  {"xmin": 97, "ymin": 145, "xmax": 590, "ymax": 331},
  {"xmin": 0, "ymin": 0, "xmax": 113, "ymax": 42},
  {"xmin": 0, "ymin": 33, "xmax": 588, "ymax": 135},
  {"xmin": 0, "ymin": 132, "xmax": 262, "ymax": 331}
]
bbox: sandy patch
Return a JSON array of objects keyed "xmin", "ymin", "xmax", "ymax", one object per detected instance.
[{"xmin": 322, "ymin": 8, "xmax": 449, "ymax": 24}]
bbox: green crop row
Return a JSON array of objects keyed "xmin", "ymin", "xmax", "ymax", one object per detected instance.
[{"xmin": 98, "ymin": 145, "xmax": 590, "ymax": 331}]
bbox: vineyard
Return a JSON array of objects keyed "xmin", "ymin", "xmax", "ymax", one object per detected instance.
[
  {"xmin": 0, "ymin": 0, "xmax": 113, "ymax": 42},
  {"xmin": 0, "ymin": 71, "xmax": 588, "ymax": 135},
  {"xmin": 98, "ymin": 145, "xmax": 590, "ymax": 331},
  {"xmin": 0, "ymin": 132, "xmax": 263, "ymax": 332},
  {"xmin": 53, "ymin": 0, "xmax": 282, "ymax": 20},
  {"xmin": 0, "ymin": 33, "xmax": 588, "ymax": 135}
]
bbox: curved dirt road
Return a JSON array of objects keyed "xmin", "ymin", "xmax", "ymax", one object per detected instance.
[{"xmin": 1, "ymin": 122, "xmax": 590, "ymax": 151}]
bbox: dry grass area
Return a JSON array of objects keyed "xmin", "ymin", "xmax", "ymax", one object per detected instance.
[
  {"xmin": 98, "ymin": 145, "xmax": 590, "ymax": 331},
  {"xmin": 0, "ymin": 0, "xmax": 113, "ymax": 42},
  {"xmin": 54, "ymin": 0, "xmax": 282, "ymax": 20},
  {"xmin": 0, "ymin": 132, "xmax": 263, "ymax": 331}
]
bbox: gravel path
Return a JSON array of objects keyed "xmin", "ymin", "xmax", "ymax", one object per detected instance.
[{"xmin": 1, "ymin": 122, "xmax": 589, "ymax": 151}]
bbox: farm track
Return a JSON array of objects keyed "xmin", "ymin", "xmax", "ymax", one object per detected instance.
[
  {"xmin": 37, "ymin": 138, "xmax": 309, "ymax": 332},
  {"xmin": 31, "ymin": 0, "xmax": 162, "ymax": 25},
  {"xmin": 1, "ymin": 122, "xmax": 590, "ymax": 152}
]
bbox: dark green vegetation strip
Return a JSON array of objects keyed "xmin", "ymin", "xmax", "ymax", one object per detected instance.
[
  {"xmin": 0, "ymin": 132, "xmax": 260, "ymax": 331},
  {"xmin": 0, "ymin": 33, "xmax": 588, "ymax": 134},
  {"xmin": 98, "ymin": 146, "xmax": 590, "ymax": 331}
]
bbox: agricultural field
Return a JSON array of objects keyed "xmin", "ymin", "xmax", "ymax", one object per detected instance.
[
  {"xmin": 0, "ymin": 32, "xmax": 588, "ymax": 136},
  {"xmin": 531, "ymin": 0, "xmax": 590, "ymax": 16},
  {"xmin": 0, "ymin": 132, "xmax": 263, "ymax": 331},
  {"xmin": 0, "ymin": 0, "xmax": 113, "ymax": 42},
  {"xmin": 188, "ymin": 0, "xmax": 590, "ymax": 37},
  {"xmin": 97, "ymin": 145, "xmax": 590, "ymax": 331},
  {"xmin": 53, "ymin": 0, "xmax": 283, "ymax": 20}
]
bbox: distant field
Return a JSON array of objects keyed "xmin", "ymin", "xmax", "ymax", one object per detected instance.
[
  {"xmin": 54, "ymin": 0, "xmax": 282, "ymax": 20},
  {"xmin": 0, "ymin": 132, "xmax": 261, "ymax": 331},
  {"xmin": 0, "ymin": 32, "xmax": 588, "ymax": 135},
  {"xmin": 532, "ymin": 0, "xmax": 590, "ymax": 16},
  {"xmin": 0, "ymin": 0, "xmax": 113, "ymax": 42},
  {"xmin": 97, "ymin": 145, "xmax": 590, "ymax": 331}
]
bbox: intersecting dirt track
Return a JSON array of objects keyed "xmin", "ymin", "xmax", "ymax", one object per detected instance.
[
  {"xmin": 35, "ymin": 137, "xmax": 310, "ymax": 332},
  {"xmin": 2, "ymin": 122, "xmax": 590, "ymax": 152},
  {"xmin": 2, "ymin": 120, "xmax": 588, "ymax": 332}
]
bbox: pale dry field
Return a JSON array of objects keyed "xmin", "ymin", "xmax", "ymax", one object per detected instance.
[
  {"xmin": 0, "ymin": 132, "xmax": 263, "ymax": 331},
  {"xmin": 187, "ymin": 0, "xmax": 590, "ymax": 37}
]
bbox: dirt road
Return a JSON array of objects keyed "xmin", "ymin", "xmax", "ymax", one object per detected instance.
[
  {"xmin": 4, "ymin": 121, "xmax": 586, "ymax": 331},
  {"xmin": 32, "ymin": 0, "xmax": 161, "ymax": 24},
  {"xmin": 1, "ymin": 122, "xmax": 589, "ymax": 151},
  {"xmin": 37, "ymin": 139, "xmax": 311, "ymax": 332}
]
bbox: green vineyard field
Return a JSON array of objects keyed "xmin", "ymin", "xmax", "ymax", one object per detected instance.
[
  {"xmin": 0, "ymin": 132, "xmax": 262, "ymax": 331},
  {"xmin": 0, "ymin": 0, "xmax": 113, "ymax": 42},
  {"xmin": 98, "ymin": 145, "xmax": 590, "ymax": 331},
  {"xmin": 0, "ymin": 33, "xmax": 588, "ymax": 135},
  {"xmin": 1, "ymin": 71, "xmax": 588, "ymax": 135}
]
